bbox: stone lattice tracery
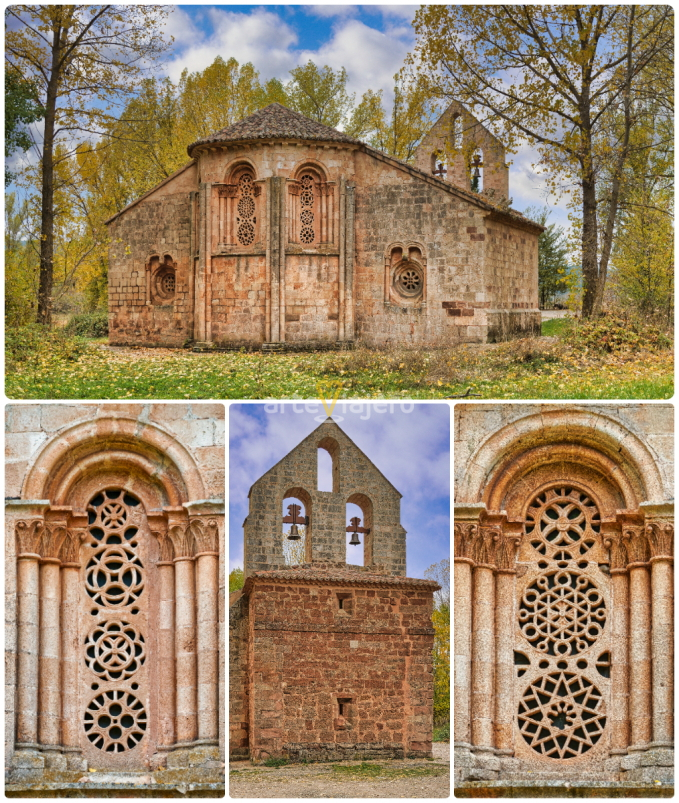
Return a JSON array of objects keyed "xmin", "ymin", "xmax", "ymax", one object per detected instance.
[
  {"xmin": 236, "ymin": 172, "xmax": 256, "ymax": 246},
  {"xmin": 299, "ymin": 174, "xmax": 316, "ymax": 244}
]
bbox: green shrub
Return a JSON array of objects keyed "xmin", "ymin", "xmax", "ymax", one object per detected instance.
[
  {"xmin": 6, "ymin": 325, "xmax": 87, "ymax": 371},
  {"xmin": 566, "ymin": 311, "xmax": 672, "ymax": 354},
  {"xmin": 433, "ymin": 722, "xmax": 450, "ymax": 742},
  {"xmin": 262, "ymin": 757, "xmax": 289, "ymax": 767},
  {"xmin": 64, "ymin": 311, "xmax": 109, "ymax": 338}
]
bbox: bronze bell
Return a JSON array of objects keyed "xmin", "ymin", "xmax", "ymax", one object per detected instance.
[
  {"xmin": 349, "ymin": 530, "xmax": 361, "ymax": 546},
  {"xmin": 287, "ymin": 523, "xmax": 301, "ymax": 540}
]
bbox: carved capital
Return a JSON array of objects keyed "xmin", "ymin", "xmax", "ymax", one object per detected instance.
[
  {"xmin": 472, "ymin": 526, "xmax": 501, "ymax": 566},
  {"xmin": 59, "ymin": 529, "xmax": 86, "ymax": 565},
  {"xmin": 154, "ymin": 530, "xmax": 175, "ymax": 562},
  {"xmin": 645, "ymin": 521, "xmax": 673, "ymax": 560},
  {"xmin": 454, "ymin": 522, "xmax": 477, "ymax": 561},
  {"xmin": 15, "ymin": 520, "xmax": 44, "ymax": 557},
  {"xmin": 191, "ymin": 518, "xmax": 219, "ymax": 554},
  {"xmin": 40, "ymin": 524, "xmax": 68, "ymax": 561},
  {"xmin": 253, "ymin": 185, "xmax": 262, "ymax": 197},
  {"xmin": 623, "ymin": 525, "xmax": 650, "ymax": 565},
  {"xmin": 603, "ymin": 533, "xmax": 629, "ymax": 571},
  {"xmin": 288, "ymin": 181, "xmax": 300, "ymax": 196},
  {"xmin": 319, "ymin": 182, "xmax": 335, "ymax": 197},
  {"xmin": 496, "ymin": 532, "xmax": 522, "ymax": 571},
  {"xmin": 168, "ymin": 523, "xmax": 194, "ymax": 559}
]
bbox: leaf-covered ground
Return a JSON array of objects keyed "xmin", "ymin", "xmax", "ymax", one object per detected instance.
[{"xmin": 6, "ymin": 337, "xmax": 672, "ymax": 400}]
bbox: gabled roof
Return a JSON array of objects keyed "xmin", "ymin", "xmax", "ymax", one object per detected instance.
[
  {"xmin": 187, "ymin": 103, "xmax": 360, "ymax": 156},
  {"xmin": 244, "ymin": 563, "xmax": 440, "ymax": 593}
]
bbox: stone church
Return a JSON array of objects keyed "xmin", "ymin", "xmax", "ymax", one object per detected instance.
[
  {"xmin": 106, "ymin": 102, "xmax": 542, "ymax": 349},
  {"xmin": 5, "ymin": 403, "xmax": 225, "ymax": 795},
  {"xmin": 230, "ymin": 419, "xmax": 439, "ymax": 761},
  {"xmin": 454, "ymin": 404, "xmax": 674, "ymax": 796}
]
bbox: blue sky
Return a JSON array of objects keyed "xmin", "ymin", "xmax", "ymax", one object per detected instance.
[{"xmin": 228, "ymin": 401, "xmax": 450, "ymax": 580}]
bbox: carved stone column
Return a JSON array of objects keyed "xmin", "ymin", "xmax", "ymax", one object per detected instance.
[
  {"xmin": 645, "ymin": 518, "xmax": 674, "ymax": 745},
  {"xmin": 151, "ymin": 517, "xmax": 176, "ymax": 754},
  {"xmin": 59, "ymin": 528, "xmax": 86, "ymax": 769},
  {"xmin": 604, "ymin": 532, "xmax": 630, "ymax": 753},
  {"xmin": 170, "ymin": 522, "xmax": 198, "ymax": 744},
  {"xmin": 453, "ymin": 522, "xmax": 476, "ymax": 747},
  {"xmin": 38, "ymin": 525, "xmax": 67, "ymax": 759},
  {"xmin": 624, "ymin": 526, "xmax": 652, "ymax": 749},
  {"xmin": 471, "ymin": 525, "xmax": 499, "ymax": 751},
  {"xmin": 494, "ymin": 530, "xmax": 521, "ymax": 754},
  {"xmin": 15, "ymin": 521, "xmax": 43, "ymax": 748},
  {"xmin": 192, "ymin": 518, "xmax": 220, "ymax": 742}
]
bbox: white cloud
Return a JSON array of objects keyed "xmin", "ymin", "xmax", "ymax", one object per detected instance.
[
  {"xmin": 164, "ymin": 8, "xmax": 299, "ymax": 83},
  {"xmin": 306, "ymin": 5, "xmax": 359, "ymax": 19}
]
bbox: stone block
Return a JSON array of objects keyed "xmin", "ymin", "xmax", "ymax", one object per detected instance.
[{"xmin": 641, "ymin": 748, "xmax": 675, "ymax": 767}]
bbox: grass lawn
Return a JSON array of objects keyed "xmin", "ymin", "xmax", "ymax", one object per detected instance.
[{"xmin": 6, "ymin": 335, "xmax": 673, "ymax": 400}]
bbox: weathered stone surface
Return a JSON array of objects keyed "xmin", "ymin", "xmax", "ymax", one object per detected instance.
[{"xmin": 231, "ymin": 419, "xmax": 438, "ymax": 763}]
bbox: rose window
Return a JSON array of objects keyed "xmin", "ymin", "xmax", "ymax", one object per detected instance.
[
  {"xmin": 299, "ymin": 174, "xmax": 315, "ymax": 244},
  {"xmin": 393, "ymin": 261, "xmax": 424, "ymax": 299},
  {"xmin": 519, "ymin": 570, "xmax": 606, "ymax": 655},
  {"xmin": 84, "ymin": 690, "xmax": 147, "ymax": 753},
  {"xmin": 85, "ymin": 621, "xmax": 146, "ymax": 681},
  {"xmin": 236, "ymin": 172, "xmax": 256, "ymax": 246},
  {"xmin": 518, "ymin": 672, "xmax": 606, "ymax": 758},
  {"xmin": 161, "ymin": 273, "xmax": 175, "ymax": 294},
  {"xmin": 526, "ymin": 487, "xmax": 600, "ymax": 557}
]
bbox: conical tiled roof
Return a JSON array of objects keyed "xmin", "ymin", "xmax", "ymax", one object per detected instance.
[{"xmin": 187, "ymin": 103, "xmax": 360, "ymax": 156}]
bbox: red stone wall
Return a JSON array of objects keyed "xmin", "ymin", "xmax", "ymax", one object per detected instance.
[
  {"xmin": 244, "ymin": 579, "xmax": 435, "ymax": 761},
  {"xmin": 229, "ymin": 591, "xmax": 250, "ymax": 757},
  {"xmin": 209, "ymin": 254, "xmax": 267, "ymax": 344}
]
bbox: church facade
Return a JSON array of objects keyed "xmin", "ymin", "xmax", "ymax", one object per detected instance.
[{"xmin": 106, "ymin": 103, "xmax": 542, "ymax": 349}]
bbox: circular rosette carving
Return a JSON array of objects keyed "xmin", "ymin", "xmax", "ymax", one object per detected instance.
[
  {"xmin": 519, "ymin": 571, "xmax": 606, "ymax": 655},
  {"xmin": 84, "ymin": 690, "xmax": 147, "ymax": 753},
  {"xmin": 237, "ymin": 221, "xmax": 255, "ymax": 246},
  {"xmin": 85, "ymin": 546, "xmax": 145, "ymax": 608},
  {"xmin": 525, "ymin": 487, "xmax": 601, "ymax": 557},
  {"xmin": 85, "ymin": 621, "xmax": 146, "ymax": 681},
  {"xmin": 518, "ymin": 672, "xmax": 606, "ymax": 759},
  {"xmin": 237, "ymin": 196, "xmax": 255, "ymax": 217}
]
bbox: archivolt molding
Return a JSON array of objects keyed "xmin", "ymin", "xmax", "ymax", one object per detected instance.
[
  {"xmin": 459, "ymin": 409, "xmax": 665, "ymax": 509},
  {"xmin": 22, "ymin": 417, "xmax": 206, "ymax": 506}
]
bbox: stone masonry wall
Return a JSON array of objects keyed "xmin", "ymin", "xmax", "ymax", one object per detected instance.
[
  {"xmin": 228, "ymin": 591, "xmax": 249, "ymax": 758},
  {"xmin": 108, "ymin": 165, "xmax": 197, "ymax": 346},
  {"xmin": 247, "ymin": 579, "xmax": 435, "ymax": 761},
  {"xmin": 244, "ymin": 421, "xmax": 406, "ymax": 577}
]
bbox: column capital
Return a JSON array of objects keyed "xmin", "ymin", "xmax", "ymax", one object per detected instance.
[
  {"xmin": 645, "ymin": 520, "xmax": 673, "ymax": 562},
  {"xmin": 623, "ymin": 525, "xmax": 651, "ymax": 568},
  {"xmin": 454, "ymin": 522, "xmax": 478, "ymax": 564},
  {"xmin": 604, "ymin": 532, "xmax": 629, "ymax": 573},
  {"xmin": 58, "ymin": 528, "xmax": 87, "ymax": 566},
  {"xmin": 15, "ymin": 520, "xmax": 44, "ymax": 559},
  {"xmin": 190, "ymin": 518, "xmax": 220, "ymax": 557},
  {"xmin": 169, "ymin": 523, "xmax": 195, "ymax": 560}
]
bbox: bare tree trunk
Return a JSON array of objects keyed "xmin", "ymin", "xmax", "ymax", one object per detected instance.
[
  {"xmin": 37, "ymin": 18, "xmax": 63, "ymax": 326},
  {"xmin": 581, "ymin": 174, "xmax": 600, "ymax": 318}
]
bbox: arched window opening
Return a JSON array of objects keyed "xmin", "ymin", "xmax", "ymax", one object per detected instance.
[
  {"xmin": 451, "ymin": 114, "xmax": 462, "ymax": 148},
  {"xmin": 388, "ymin": 244, "xmax": 425, "ymax": 303},
  {"xmin": 282, "ymin": 494, "xmax": 309, "ymax": 566},
  {"xmin": 317, "ymin": 437, "xmax": 339, "ymax": 492},
  {"xmin": 289, "ymin": 167, "xmax": 335, "ymax": 246},
  {"xmin": 431, "ymin": 150, "xmax": 449, "ymax": 180},
  {"xmin": 345, "ymin": 502, "xmax": 365, "ymax": 566},
  {"xmin": 147, "ymin": 254, "xmax": 176, "ymax": 305},
  {"xmin": 471, "ymin": 149, "xmax": 483, "ymax": 193},
  {"xmin": 219, "ymin": 165, "xmax": 259, "ymax": 247}
]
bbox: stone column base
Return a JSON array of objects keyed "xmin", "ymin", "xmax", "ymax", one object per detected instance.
[{"xmin": 622, "ymin": 746, "xmax": 674, "ymax": 784}]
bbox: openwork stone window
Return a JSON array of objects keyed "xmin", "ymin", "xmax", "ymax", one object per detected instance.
[
  {"xmin": 288, "ymin": 167, "xmax": 335, "ymax": 245},
  {"xmin": 147, "ymin": 255, "xmax": 176, "ymax": 305},
  {"xmin": 387, "ymin": 244, "xmax": 425, "ymax": 303},
  {"xmin": 218, "ymin": 166, "xmax": 260, "ymax": 247},
  {"xmin": 81, "ymin": 489, "xmax": 151, "ymax": 761},
  {"xmin": 516, "ymin": 484, "xmax": 610, "ymax": 762}
]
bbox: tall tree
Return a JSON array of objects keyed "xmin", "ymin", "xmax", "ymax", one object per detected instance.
[
  {"xmin": 407, "ymin": 5, "xmax": 673, "ymax": 317},
  {"xmin": 6, "ymin": 4, "xmax": 173, "ymax": 324},
  {"xmin": 286, "ymin": 61, "xmax": 355, "ymax": 128},
  {"xmin": 426, "ymin": 559, "xmax": 450, "ymax": 725},
  {"xmin": 525, "ymin": 207, "xmax": 570, "ymax": 308},
  {"xmin": 5, "ymin": 68, "xmax": 45, "ymax": 184}
]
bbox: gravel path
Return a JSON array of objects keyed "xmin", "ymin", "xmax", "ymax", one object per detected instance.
[{"xmin": 229, "ymin": 744, "xmax": 450, "ymax": 799}]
